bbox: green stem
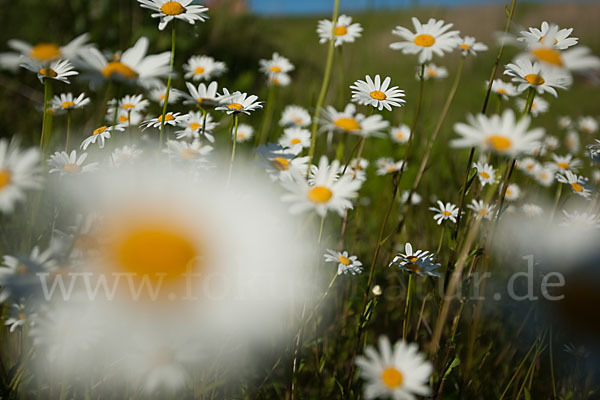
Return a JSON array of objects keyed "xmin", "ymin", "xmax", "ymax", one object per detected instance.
[
  {"xmin": 159, "ymin": 25, "xmax": 176, "ymax": 147},
  {"xmin": 65, "ymin": 110, "xmax": 72, "ymax": 152},
  {"xmin": 40, "ymin": 78, "xmax": 52, "ymax": 154},
  {"xmin": 200, "ymin": 106, "xmax": 208, "ymax": 140},
  {"xmin": 307, "ymin": 0, "xmax": 341, "ymax": 169},
  {"xmin": 523, "ymin": 87, "xmax": 536, "ymax": 115},
  {"xmin": 402, "ymin": 274, "xmax": 413, "ymax": 339},
  {"xmin": 227, "ymin": 114, "xmax": 239, "ymax": 184}
]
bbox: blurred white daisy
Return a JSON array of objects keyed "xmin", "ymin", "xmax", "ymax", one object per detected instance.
[
  {"xmin": 278, "ymin": 127, "xmax": 311, "ymax": 151},
  {"xmin": 105, "ymin": 109, "xmax": 143, "ymax": 126},
  {"xmin": 473, "ymin": 161, "xmax": 496, "ymax": 186},
  {"xmin": 280, "ymin": 105, "xmax": 311, "ymax": 128},
  {"xmin": 138, "ymin": 0, "xmax": 209, "ymax": 31},
  {"xmin": 3, "ymin": 33, "xmax": 91, "ymax": 67},
  {"xmin": 81, "ymin": 125, "xmax": 125, "ymax": 150},
  {"xmin": 452, "ymin": 109, "xmax": 544, "ymax": 157},
  {"xmin": 533, "ymin": 164, "xmax": 555, "ymax": 187},
  {"xmin": 164, "ymin": 140, "xmax": 213, "ymax": 163},
  {"xmin": 110, "ymin": 146, "xmax": 143, "ymax": 167},
  {"xmin": 515, "ymin": 96, "xmax": 549, "ymax": 117},
  {"xmin": 350, "ymin": 74, "xmax": 406, "ymax": 111},
  {"xmin": 400, "ymin": 190, "xmax": 422, "ymax": 205},
  {"xmin": 519, "ymin": 22, "xmax": 578, "ymax": 50},
  {"xmin": 21, "ymin": 59, "xmax": 78, "ymax": 84},
  {"xmin": 556, "ymin": 171, "xmax": 592, "ymax": 198},
  {"xmin": 324, "ymin": 249, "xmax": 363, "ymax": 275},
  {"xmin": 355, "ymin": 336, "xmax": 432, "ymax": 400},
  {"xmin": 215, "ymin": 89, "xmax": 263, "ymax": 115},
  {"xmin": 183, "ymin": 55, "xmax": 226, "ymax": 81},
  {"xmin": 522, "ymin": 203, "xmax": 544, "ymax": 217},
  {"xmin": 489, "ymin": 79, "xmax": 518, "ymax": 99},
  {"xmin": 504, "ymin": 58, "xmax": 572, "ymax": 97},
  {"xmin": 565, "ymin": 131, "xmax": 580, "ymax": 154},
  {"xmin": 141, "ymin": 112, "xmax": 187, "ymax": 130},
  {"xmin": 422, "ymin": 63, "xmax": 448, "ymax": 80},
  {"xmin": 268, "ymin": 73, "xmax": 291, "ymax": 87},
  {"xmin": 317, "ymin": 14, "xmax": 363, "ymax": 47},
  {"xmin": 175, "ymin": 111, "xmax": 217, "ymax": 142},
  {"xmin": 517, "ymin": 157, "xmax": 539, "ymax": 175},
  {"xmin": 390, "ymin": 124, "xmax": 411, "ymax": 144},
  {"xmin": 0, "ymin": 139, "xmax": 41, "ymax": 213},
  {"xmin": 558, "ymin": 116, "xmax": 572, "ymax": 130},
  {"xmin": 458, "ymin": 36, "xmax": 488, "ymax": 56},
  {"xmin": 547, "ymin": 154, "xmax": 582, "ymax": 173},
  {"xmin": 256, "ymin": 144, "xmax": 308, "ymax": 182},
  {"xmin": 148, "ymin": 85, "xmax": 184, "ymax": 105},
  {"xmin": 48, "ymin": 151, "xmax": 98, "ymax": 176},
  {"xmin": 390, "ymin": 17, "xmax": 461, "ymax": 64},
  {"xmin": 559, "ymin": 210, "xmax": 600, "ymax": 229},
  {"xmin": 375, "ymin": 158, "xmax": 405, "ymax": 176},
  {"xmin": 50, "ymin": 93, "xmax": 90, "ymax": 113},
  {"xmin": 4, "ymin": 303, "xmax": 31, "ymax": 333},
  {"xmin": 235, "ymin": 124, "xmax": 255, "ymax": 143},
  {"xmin": 578, "ymin": 116, "xmax": 598, "ymax": 134},
  {"xmin": 505, "ymin": 183, "xmax": 521, "ymax": 201},
  {"xmin": 429, "ymin": 200, "xmax": 459, "ymax": 225},
  {"xmin": 259, "ymin": 52, "xmax": 294, "ymax": 79},
  {"xmin": 467, "ymin": 199, "xmax": 495, "ymax": 220},
  {"xmin": 320, "ymin": 103, "xmax": 389, "ymax": 137}
]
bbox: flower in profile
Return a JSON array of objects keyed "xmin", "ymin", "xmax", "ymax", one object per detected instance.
[
  {"xmin": 215, "ymin": 89, "xmax": 263, "ymax": 115},
  {"xmin": 350, "ymin": 75, "xmax": 406, "ymax": 111},
  {"xmin": 281, "ymin": 156, "xmax": 361, "ymax": 217},
  {"xmin": 505, "ymin": 183, "xmax": 521, "ymax": 201},
  {"xmin": 546, "ymin": 153, "xmax": 582, "ymax": 173},
  {"xmin": 110, "ymin": 146, "xmax": 143, "ymax": 167},
  {"xmin": 517, "ymin": 157, "xmax": 539, "ymax": 175},
  {"xmin": 50, "ymin": 93, "xmax": 90, "ymax": 113},
  {"xmin": 355, "ymin": 336, "xmax": 433, "ymax": 399},
  {"xmin": 472, "ymin": 161, "xmax": 496, "ymax": 186},
  {"xmin": 175, "ymin": 111, "xmax": 217, "ymax": 142},
  {"xmin": 390, "ymin": 124, "xmax": 411, "ymax": 144},
  {"xmin": 504, "ymin": 59, "xmax": 572, "ymax": 97},
  {"xmin": 559, "ymin": 210, "xmax": 600, "ymax": 229},
  {"xmin": 4, "ymin": 303, "xmax": 33, "ymax": 333},
  {"xmin": 458, "ymin": 36, "xmax": 488, "ymax": 56},
  {"xmin": 280, "ymin": 105, "xmax": 311, "ymax": 128},
  {"xmin": 138, "ymin": 0, "xmax": 209, "ymax": 30},
  {"xmin": 390, "ymin": 17, "xmax": 461, "ymax": 64},
  {"xmin": 519, "ymin": 22, "xmax": 578, "ymax": 50},
  {"xmin": 183, "ymin": 81, "xmax": 223, "ymax": 108},
  {"xmin": 375, "ymin": 158, "xmax": 405, "ymax": 176},
  {"xmin": 522, "ymin": 203, "xmax": 544, "ymax": 217},
  {"xmin": 565, "ymin": 131, "xmax": 580, "ymax": 154},
  {"xmin": 235, "ymin": 124, "xmax": 255, "ymax": 143},
  {"xmin": 267, "ymin": 72, "xmax": 291, "ymax": 87},
  {"xmin": 149, "ymin": 85, "xmax": 185, "ymax": 105},
  {"xmin": 556, "ymin": 171, "xmax": 592, "ymax": 199},
  {"xmin": 452, "ymin": 109, "xmax": 544, "ymax": 157},
  {"xmin": 324, "ymin": 249, "xmax": 363, "ymax": 275},
  {"xmin": 421, "ymin": 63, "xmax": 448, "ymax": 80},
  {"xmin": 259, "ymin": 52, "xmax": 294, "ymax": 82},
  {"xmin": 429, "ymin": 200, "xmax": 459, "ymax": 225},
  {"xmin": 3, "ymin": 34, "xmax": 91, "ymax": 69},
  {"xmin": 578, "ymin": 116, "xmax": 598, "ymax": 134},
  {"xmin": 183, "ymin": 55, "xmax": 226, "ymax": 81},
  {"xmin": 163, "ymin": 140, "xmax": 213, "ymax": 164},
  {"xmin": 78, "ymin": 37, "xmax": 170, "ymax": 88},
  {"xmin": 533, "ymin": 164, "xmax": 555, "ymax": 187},
  {"xmin": 21, "ymin": 59, "xmax": 78, "ymax": 84},
  {"xmin": 256, "ymin": 143, "xmax": 308, "ymax": 181},
  {"xmin": 489, "ymin": 79, "xmax": 518, "ymax": 99},
  {"xmin": 278, "ymin": 127, "xmax": 311, "ymax": 152},
  {"xmin": 81, "ymin": 125, "xmax": 125, "ymax": 150},
  {"xmin": 108, "ymin": 94, "xmax": 150, "ymax": 115},
  {"xmin": 320, "ymin": 104, "xmax": 389, "ymax": 137},
  {"xmin": 587, "ymin": 139, "xmax": 600, "ymax": 163},
  {"xmin": 467, "ymin": 199, "xmax": 495, "ymax": 220},
  {"xmin": 48, "ymin": 151, "xmax": 98, "ymax": 176},
  {"xmin": 390, "ymin": 243, "xmax": 440, "ymax": 277},
  {"xmin": 317, "ymin": 14, "xmax": 363, "ymax": 47},
  {"xmin": 141, "ymin": 112, "xmax": 187, "ymax": 130},
  {"xmin": 515, "ymin": 96, "xmax": 549, "ymax": 117},
  {"xmin": 0, "ymin": 139, "xmax": 41, "ymax": 213}
]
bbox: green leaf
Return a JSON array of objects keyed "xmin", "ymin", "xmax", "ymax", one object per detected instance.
[{"xmin": 443, "ymin": 357, "xmax": 461, "ymax": 379}]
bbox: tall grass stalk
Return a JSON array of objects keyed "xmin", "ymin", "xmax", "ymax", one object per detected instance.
[{"xmin": 159, "ymin": 25, "xmax": 176, "ymax": 147}]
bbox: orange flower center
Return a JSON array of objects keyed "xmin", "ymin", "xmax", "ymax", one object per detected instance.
[
  {"xmin": 271, "ymin": 157, "xmax": 290, "ymax": 171},
  {"xmin": 30, "ymin": 43, "xmax": 60, "ymax": 61},
  {"xmin": 158, "ymin": 114, "xmax": 175, "ymax": 122},
  {"xmin": 334, "ymin": 117, "xmax": 360, "ymax": 131},
  {"xmin": 0, "ymin": 169, "xmax": 12, "ymax": 190},
  {"xmin": 160, "ymin": 1, "xmax": 186, "ymax": 15},
  {"xmin": 480, "ymin": 171, "xmax": 490, "ymax": 179},
  {"xmin": 369, "ymin": 90, "xmax": 387, "ymax": 101},
  {"xmin": 524, "ymin": 73, "xmax": 545, "ymax": 86},
  {"xmin": 270, "ymin": 66, "xmax": 282, "ymax": 73},
  {"xmin": 338, "ymin": 256, "xmax": 351, "ymax": 265},
  {"xmin": 335, "ymin": 25, "xmax": 348, "ymax": 36},
  {"xmin": 39, "ymin": 68, "xmax": 58, "ymax": 78},
  {"xmin": 194, "ymin": 66, "xmax": 205, "ymax": 75},
  {"xmin": 63, "ymin": 163, "xmax": 80, "ymax": 173},
  {"xmin": 189, "ymin": 122, "xmax": 202, "ymax": 131},
  {"xmin": 486, "ymin": 135, "xmax": 512, "ymax": 152},
  {"xmin": 381, "ymin": 367, "xmax": 404, "ymax": 388},
  {"xmin": 290, "ymin": 138, "xmax": 301, "ymax": 145},
  {"xmin": 307, "ymin": 186, "xmax": 333, "ymax": 204},
  {"xmin": 93, "ymin": 126, "xmax": 108, "ymax": 135},
  {"xmin": 570, "ymin": 182, "xmax": 583, "ymax": 192},
  {"xmin": 102, "ymin": 62, "xmax": 138, "ymax": 79},
  {"xmin": 61, "ymin": 101, "xmax": 75, "ymax": 109},
  {"xmin": 414, "ymin": 34, "xmax": 435, "ymax": 47},
  {"xmin": 228, "ymin": 103, "xmax": 243, "ymax": 111},
  {"xmin": 122, "ymin": 103, "xmax": 135, "ymax": 110},
  {"xmin": 531, "ymin": 48, "xmax": 563, "ymax": 67}
]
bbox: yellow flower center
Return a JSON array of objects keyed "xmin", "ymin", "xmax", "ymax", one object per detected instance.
[
  {"xmin": 307, "ymin": 186, "xmax": 333, "ymax": 204},
  {"xmin": 119, "ymin": 115, "xmax": 129, "ymax": 123},
  {"xmin": 479, "ymin": 209, "xmax": 489, "ymax": 216},
  {"xmin": 0, "ymin": 169, "xmax": 12, "ymax": 190},
  {"xmin": 556, "ymin": 162, "xmax": 569, "ymax": 169},
  {"xmin": 427, "ymin": 68, "xmax": 436, "ymax": 77},
  {"xmin": 30, "ymin": 43, "xmax": 60, "ymax": 61},
  {"xmin": 194, "ymin": 66, "xmax": 205, "ymax": 75},
  {"xmin": 197, "ymin": 97, "xmax": 205, "ymax": 103},
  {"xmin": 407, "ymin": 256, "xmax": 419, "ymax": 262},
  {"xmin": 63, "ymin": 163, "xmax": 80, "ymax": 173},
  {"xmin": 486, "ymin": 135, "xmax": 512, "ymax": 152},
  {"xmin": 459, "ymin": 43, "xmax": 470, "ymax": 50},
  {"xmin": 122, "ymin": 103, "xmax": 135, "ymax": 110},
  {"xmin": 270, "ymin": 66, "xmax": 282, "ymax": 73},
  {"xmin": 506, "ymin": 188, "xmax": 512, "ymax": 195},
  {"xmin": 414, "ymin": 33, "xmax": 435, "ymax": 47},
  {"xmin": 395, "ymin": 132, "xmax": 404, "ymax": 140},
  {"xmin": 158, "ymin": 114, "xmax": 175, "ymax": 122},
  {"xmin": 160, "ymin": 1, "xmax": 186, "ymax": 15},
  {"xmin": 442, "ymin": 211, "xmax": 451, "ymax": 216},
  {"xmin": 570, "ymin": 182, "xmax": 583, "ymax": 192},
  {"xmin": 381, "ymin": 367, "xmax": 404, "ymax": 388},
  {"xmin": 181, "ymin": 149, "xmax": 199, "ymax": 160},
  {"xmin": 338, "ymin": 256, "xmax": 351, "ymax": 265},
  {"xmin": 17, "ymin": 312, "xmax": 26, "ymax": 321},
  {"xmin": 531, "ymin": 48, "xmax": 563, "ymax": 67},
  {"xmin": 238, "ymin": 133, "xmax": 246, "ymax": 140},
  {"xmin": 335, "ymin": 25, "xmax": 348, "ymax": 36},
  {"xmin": 189, "ymin": 122, "xmax": 202, "ymax": 131},
  {"xmin": 524, "ymin": 73, "xmax": 545, "ymax": 86},
  {"xmin": 497, "ymin": 88, "xmax": 507, "ymax": 95},
  {"xmin": 270, "ymin": 157, "xmax": 290, "ymax": 171},
  {"xmin": 61, "ymin": 101, "xmax": 75, "ymax": 109},
  {"xmin": 102, "ymin": 62, "xmax": 138, "ymax": 79},
  {"xmin": 334, "ymin": 117, "xmax": 360, "ymax": 131},
  {"xmin": 294, "ymin": 118, "xmax": 303, "ymax": 125},
  {"xmin": 16, "ymin": 265, "xmax": 27, "ymax": 275},
  {"xmin": 39, "ymin": 68, "xmax": 57, "ymax": 78},
  {"xmin": 369, "ymin": 90, "xmax": 387, "ymax": 101},
  {"xmin": 93, "ymin": 126, "xmax": 108, "ymax": 135},
  {"xmin": 228, "ymin": 103, "xmax": 243, "ymax": 111},
  {"xmin": 480, "ymin": 171, "xmax": 490, "ymax": 179},
  {"xmin": 290, "ymin": 138, "xmax": 301, "ymax": 145}
]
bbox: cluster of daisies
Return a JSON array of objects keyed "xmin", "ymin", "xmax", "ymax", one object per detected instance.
[{"xmin": 0, "ymin": 0, "xmax": 599, "ymax": 397}]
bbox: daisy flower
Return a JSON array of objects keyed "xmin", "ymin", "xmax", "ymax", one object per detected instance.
[
  {"xmin": 544, "ymin": 135, "xmax": 560, "ymax": 152},
  {"xmin": 422, "ymin": 63, "xmax": 448, "ymax": 80},
  {"xmin": 259, "ymin": 52, "xmax": 294, "ymax": 79},
  {"xmin": 588, "ymin": 140, "xmax": 600, "ymax": 163},
  {"xmin": 137, "ymin": 0, "xmax": 209, "ymax": 31},
  {"xmin": 522, "ymin": 203, "xmax": 544, "ymax": 217},
  {"xmin": 472, "ymin": 161, "xmax": 496, "ymax": 186},
  {"xmin": 105, "ymin": 109, "xmax": 143, "ymax": 126},
  {"xmin": 78, "ymin": 37, "xmax": 169, "ymax": 88},
  {"xmin": 215, "ymin": 89, "xmax": 263, "ymax": 115},
  {"xmin": 50, "ymin": 93, "xmax": 90, "ymax": 113},
  {"xmin": 148, "ymin": 85, "xmax": 185, "ymax": 105},
  {"xmin": 467, "ymin": 199, "xmax": 495, "ymax": 220},
  {"xmin": 268, "ymin": 72, "xmax": 291, "ymax": 87},
  {"xmin": 355, "ymin": 336, "xmax": 432, "ymax": 400},
  {"xmin": 48, "ymin": 151, "xmax": 98, "ymax": 176},
  {"xmin": 4, "ymin": 33, "xmax": 91, "ymax": 67},
  {"xmin": 390, "ymin": 17, "xmax": 461, "ymax": 64},
  {"xmin": 504, "ymin": 59, "xmax": 572, "ymax": 97},
  {"xmin": 340, "ymin": 158, "xmax": 369, "ymax": 182},
  {"xmin": 375, "ymin": 158, "xmax": 405, "ymax": 175},
  {"xmin": 183, "ymin": 55, "xmax": 226, "ymax": 81},
  {"xmin": 547, "ymin": 154, "xmax": 582, "ymax": 172},
  {"xmin": 320, "ymin": 104, "xmax": 389, "ymax": 137},
  {"xmin": 429, "ymin": 200, "xmax": 459, "ymax": 225},
  {"xmin": 458, "ymin": 36, "xmax": 488, "ymax": 56},
  {"xmin": 517, "ymin": 157, "xmax": 539, "ymax": 175},
  {"xmin": 390, "ymin": 124, "xmax": 411, "ymax": 144},
  {"xmin": 559, "ymin": 210, "xmax": 600, "ymax": 229},
  {"xmin": 400, "ymin": 190, "xmax": 422, "ymax": 205},
  {"xmin": 565, "ymin": 131, "xmax": 580, "ymax": 154},
  {"xmin": 317, "ymin": 14, "xmax": 363, "ymax": 47},
  {"xmin": 324, "ymin": 250, "xmax": 363, "ymax": 275},
  {"xmin": 556, "ymin": 171, "xmax": 592, "ymax": 199},
  {"xmin": 578, "ymin": 116, "xmax": 598, "ymax": 134},
  {"xmin": 4, "ymin": 303, "xmax": 31, "ymax": 333},
  {"xmin": 452, "ymin": 109, "xmax": 544, "ymax": 157},
  {"xmin": 533, "ymin": 165, "xmax": 555, "ymax": 187},
  {"xmin": 390, "ymin": 243, "xmax": 440, "ymax": 277},
  {"xmin": 280, "ymin": 105, "xmax": 311, "ymax": 128},
  {"xmin": 519, "ymin": 22, "xmax": 578, "ymax": 50},
  {"xmin": 21, "ymin": 59, "xmax": 78, "ymax": 84},
  {"xmin": 255, "ymin": 143, "xmax": 308, "ymax": 182},
  {"xmin": 281, "ymin": 156, "xmax": 361, "ymax": 217},
  {"xmin": 183, "ymin": 81, "xmax": 223, "ymax": 107},
  {"xmin": 81, "ymin": 125, "xmax": 125, "ymax": 150},
  {"xmin": 175, "ymin": 111, "xmax": 217, "ymax": 142},
  {"xmin": 350, "ymin": 75, "xmax": 406, "ymax": 111},
  {"xmin": 515, "ymin": 96, "xmax": 549, "ymax": 117},
  {"xmin": 108, "ymin": 94, "xmax": 150, "ymax": 114},
  {"xmin": 110, "ymin": 146, "xmax": 143, "ymax": 167},
  {"xmin": 141, "ymin": 112, "xmax": 187, "ymax": 130},
  {"xmin": 164, "ymin": 140, "xmax": 213, "ymax": 163},
  {"xmin": 235, "ymin": 124, "xmax": 255, "ymax": 143},
  {"xmin": 0, "ymin": 140, "xmax": 41, "ymax": 213},
  {"xmin": 278, "ymin": 127, "xmax": 311, "ymax": 151},
  {"xmin": 489, "ymin": 79, "xmax": 518, "ymax": 99},
  {"xmin": 558, "ymin": 116, "xmax": 572, "ymax": 130},
  {"xmin": 505, "ymin": 183, "xmax": 521, "ymax": 201}
]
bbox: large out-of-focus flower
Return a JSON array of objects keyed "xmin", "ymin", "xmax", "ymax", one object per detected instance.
[{"xmin": 0, "ymin": 139, "xmax": 41, "ymax": 213}]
